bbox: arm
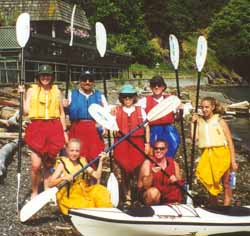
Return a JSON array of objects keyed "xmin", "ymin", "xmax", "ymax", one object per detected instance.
[
  {"xmin": 169, "ymin": 161, "xmax": 182, "ymax": 183},
  {"xmin": 144, "ymin": 124, "xmax": 151, "ymax": 154},
  {"xmin": 86, "ymin": 152, "xmax": 107, "ymax": 180},
  {"xmin": 220, "ymin": 119, "xmax": 238, "ymax": 171},
  {"xmin": 22, "ymin": 87, "xmax": 32, "ymax": 115},
  {"xmin": 48, "ymin": 163, "xmax": 73, "ymax": 187}
]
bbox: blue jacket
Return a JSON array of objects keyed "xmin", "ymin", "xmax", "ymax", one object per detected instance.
[{"xmin": 69, "ymin": 89, "xmax": 102, "ymax": 121}]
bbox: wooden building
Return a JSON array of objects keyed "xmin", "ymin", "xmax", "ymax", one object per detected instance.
[{"xmin": 0, "ymin": 0, "xmax": 131, "ymax": 84}]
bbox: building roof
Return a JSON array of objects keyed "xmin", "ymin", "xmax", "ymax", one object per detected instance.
[{"xmin": 0, "ymin": 0, "xmax": 90, "ymax": 30}]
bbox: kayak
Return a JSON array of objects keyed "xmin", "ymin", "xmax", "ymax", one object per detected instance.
[{"xmin": 69, "ymin": 204, "xmax": 250, "ymax": 236}]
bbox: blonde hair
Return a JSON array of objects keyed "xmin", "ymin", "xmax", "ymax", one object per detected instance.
[
  {"xmin": 67, "ymin": 138, "xmax": 82, "ymax": 148},
  {"xmin": 201, "ymin": 97, "xmax": 225, "ymax": 115}
]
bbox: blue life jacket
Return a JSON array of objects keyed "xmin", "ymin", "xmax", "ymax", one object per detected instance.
[{"xmin": 69, "ymin": 89, "xmax": 102, "ymax": 121}]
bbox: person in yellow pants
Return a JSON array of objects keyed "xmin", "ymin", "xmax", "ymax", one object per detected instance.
[
  {"xmin": 49, "ymin": 138, "xmax": 112, "ymax": 215},
  {"xmin": 192, "ymin": 97, "xmax": 238, "ymax": 206}
]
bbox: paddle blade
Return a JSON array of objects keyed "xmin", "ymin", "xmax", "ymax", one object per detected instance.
[
  {"xmin": 16, "ymin": 13, "xmax": 30, "ymax": 48},
  {"xmin": 20, "ymin": 187, "xmax": 58, "ymax": 222},
  {"xmin": 169, "ymin": 34, "xmax": 179, "ymax": 70},
  {"xmin": 69, "ymin": 4, "xmax": 77, "ymax": 47},
  {"xmin": 107, "ymin": 172, "xmax": 119, "ymax": 207},
  {"xmin": 147, "ymin": 95, "xmax": 181, "ymax": 122},
  {"xmin": 195, "ymin": 36, "xmax": 207, "ymax": 72},
  {"xmin": 88, "ymin": 104, "xmax": 119, "ymax": 131},
  {"xmin": 95, "ymin": 22, "xmax": 107, "ymax": 57}
]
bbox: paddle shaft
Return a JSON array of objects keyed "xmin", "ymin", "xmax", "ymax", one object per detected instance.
[
  {"xmin": 190, "ymin": 71, "xmax": 201, "ymax": 189},
  {"xmin": 118, "ymin": 130, "xmax": 194, "ymax": 201},
  {"xmin": 174, "ymin": 69, "xmax": 189, "ymax": 184},
  {"xmin": 57, "ymin": 119, "xmax": 148, "ymax": 189},
  {"xmin": 102, "ymin": 77, "xmax": 113, "ymax": 172},
  {"xmin": 17, "ymin": 48, "xmax": 24, "ymax": 174}
]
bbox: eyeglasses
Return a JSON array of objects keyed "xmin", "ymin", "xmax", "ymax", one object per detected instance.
[
  {"xmin": 120, "ymin": 94, "xmax": 135, "ymax": 99},
  {"xmin": 153, "ymin": 146, "xmax": 166, "ymax": 151},
  {"xmin": 80, "ymin": 78, "xmax": 94, "ymax": 83},
  {"xmin": 150, "ymin": 83, "xmax": 163, "ymax": 88}
]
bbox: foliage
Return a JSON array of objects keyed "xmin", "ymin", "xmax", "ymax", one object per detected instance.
[
  {"xmin": 0, "ymin": 8, "xmax": 19, "ymax": 26},
  {"xmin": 208, "ymin": 0, "xmax": 250, "ymax": 79}
]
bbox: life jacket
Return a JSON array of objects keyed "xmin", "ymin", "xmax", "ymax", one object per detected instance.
[
  {"xmin": 198, "ymin": 114, "xmax": 227, "ymax": 148},
  {"xmin": 69, "ymin": 89, "xmax": 102, "ymax": 121},
  {"xmin": 145, "ymin": 95, "xmax": 174, "ymax": 125},
  {"xmin": 29, "ymin": 84, "xmax": 61, "ymax": 119},
  {"xmin": 151, "ymin": 158, "xmax": 183, "ymax": 203},
  {"xmin": 115, "ymin": 106, "xmax": 144, "ymax": 137}
]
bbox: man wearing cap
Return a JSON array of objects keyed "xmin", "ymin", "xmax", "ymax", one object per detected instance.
[
  {"xmin": 64, "ymin": 71, "xmax": 108, "ymax": 165},
  {"xmin": 112, "ymin": 84, "xmax": 150, "ymax": 207},
  {"xmin": 138, "ymin": 75, "xmax": 180, "ymax": 158},
  {"xmin": 19, "ymin": 64, "xmax": 66, "ymax": 199}
]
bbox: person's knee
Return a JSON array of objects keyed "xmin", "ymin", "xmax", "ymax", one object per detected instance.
[{"xmin": 144, "ymin": 187, "xmax": 161, "ymax": 205}]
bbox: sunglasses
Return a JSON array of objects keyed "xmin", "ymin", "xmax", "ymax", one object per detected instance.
[
  {"xmin": 120, "ymin": 94, "xmax": 135, "ymax": 99},
  {"xmin": 153, "ymin": 146, "xmax": 166, "ymax": 151},
  {"xmin": 150, "ymin": 83, "xmax": 164, "ymax": 88},
  {"xmin": 80, "ymin": 78, "xmax": 94, "ymax": 82}
]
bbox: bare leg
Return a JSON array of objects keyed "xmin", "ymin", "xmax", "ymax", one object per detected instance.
[
  {"xmin": 43, "ymin": 166, "xmax": 51, "ymax": 191},
  {"xmin": 143, "ymin": 187, "xmax": 161, "ymax": 206},
  {"xmin": 31, "ymin": 152, "xmax": 42, "ymax": 198},
  {"xmin": 223, "ymin": 169, "xmax": 232, "ymax": 206}
]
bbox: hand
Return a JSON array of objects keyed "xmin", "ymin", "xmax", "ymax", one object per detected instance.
[
  {"xmin": 18, "ymin": 85, "xmax": 25, "ymax": 93},
  {"xmin": 102, "ymin": 128, "xmax": 107, "ymax": 136},
  {"xmin": 169, "ymin": 175, "xmax": 177, "ymax": 183},
  {"xmin": 63, "ymin": 173, "xmax": 73, "ymax": 182},
  {"xmin": 231, "ymin": 161, "xmax": 238, "ymax": 172},
  {"xmin": 99, "ymin": 151, "xmax": 108, "ymax": 161},
  {"xmin": 192, "ymin": 113, "xmax": 199, "ymax": 123},
  {"xmin": 152, "ymin": 166, "xmax": 161, "ymax": 173}
]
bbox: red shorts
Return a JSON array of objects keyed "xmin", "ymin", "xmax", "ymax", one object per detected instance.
[
  {"xmin": 25, "ymin": 119, "xmax": 65, "ymax": 164},
  {"xmin": 69, "ymin": 120, "xmax": 105, "ymax": 163}
]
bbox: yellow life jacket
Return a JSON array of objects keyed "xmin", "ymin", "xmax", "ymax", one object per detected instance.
[
  {"xmin": 56, "ymin": 156, "xmax": 87, "ymax": 177},
  {"xmin": 198, "ymin": 114, "xmax": 227, "ymax": 148},
  {"xmin": 29, "ymin": 84, "xmax": 61, "ymax": 119}
]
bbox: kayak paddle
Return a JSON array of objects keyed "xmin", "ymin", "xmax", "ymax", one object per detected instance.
[
  {"xmin": 169, "ymin": 34, "xmax": 190, "ymax": 202},
  {"xmin": 190, "ymin": 36, "xmax": 207, "ymax": 190},
  {"xmin": 15, "ymin": 12, "xmax": 30, "ymax": 212},
  {"xmin": 95, "ymin": 22, "xmax": 119, "ymax": 207},
  {"xmin": 20, "ymin": 94, "xmax": 180, "ymax": 222}
]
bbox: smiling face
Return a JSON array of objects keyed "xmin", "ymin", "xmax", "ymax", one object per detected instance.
[
  {"xmin": 79, "ymin": 78, "xmax": 94, "ymax": 94},
  {"xmin": 150, "ymin": 84, "xmax": 165, "ymax": 98},
  {"xmin": 38, "ymin": 74, "xmax": 53, "ymax": 87},
  {"xmin": 66, "ymin": 141, "xmax": 81, "ymax": 162},
  {"xmin": 153, "ymin": 140, "xmax": 168, "ymax": 159},
  {"xmin": 201, "ymin": 100, "xmax": 215, "ymax": 119}
]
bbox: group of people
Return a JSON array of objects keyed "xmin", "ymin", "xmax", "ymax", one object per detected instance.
[{"xmin": 18, "ymin": 64, "xmax": 238, "ymax": 215}]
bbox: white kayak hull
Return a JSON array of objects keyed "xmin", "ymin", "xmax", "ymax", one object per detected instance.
[{"xmin": 69, "ymin": 204, "xmax": 250, "ymax": 236}]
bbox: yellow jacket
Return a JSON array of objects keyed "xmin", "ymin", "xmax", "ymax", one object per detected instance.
[
  {"xmin": 29, "ymin": 84, "xmax": 61, "ymax": 119},
  {"xmin": 198, "ymin": 114, "xmax": 227, "ymax": 148}
]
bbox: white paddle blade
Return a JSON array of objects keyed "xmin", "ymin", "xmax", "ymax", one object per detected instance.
[
  {"xmin": 195, "ymin": 36, "xmax": 207, "ymax": 72},
  {"xmin": 69, "ymin": 4, "xmax": 77, "ymax": 47},
  {"xmin": 95, "ymin": 22, "xmax": 107, "ymax": 57},
  {"xmin": 147, "ymin": 95, "xmax": 181, "ymax": 122},
  {"xmin": 20, "ymin": 187, "xmax": 58, "ymax": 222},
  {"xmin": 88, "ymin": 104, "xmax": 119, "ymax": 131},
  {"xmin": 16, "ymin": 13, "xmax": 30, "ymax": 48},
  {"xmin": 107, "ymin": 172, "xmax": 119, "ymax": 207},
  {"xmin": 169, "ymin": 34, "xmax": 179, "ymax": 70}
]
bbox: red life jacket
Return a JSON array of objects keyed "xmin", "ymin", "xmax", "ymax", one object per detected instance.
[
  {"xmin": 151, "ymin": 158, "xmax": 183, "ymax": 203},
  {"xmin": 145, "ymin": 95, "xmax": 174, "ymax": 125},
  {"xmin": 115, "ymin": 106, "xmax": 144, "ymax": 137}
]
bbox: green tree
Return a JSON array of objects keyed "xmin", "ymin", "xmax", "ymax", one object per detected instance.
[{"xmin": 209, "ymin": 0, "xmax": 250, "ymax": 80}]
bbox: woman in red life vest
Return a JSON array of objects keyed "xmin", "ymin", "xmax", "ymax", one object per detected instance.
[
  {"xmin": 112, "ymin": 84, "xmax": 150, "ymax": 208},
  {"xmin": 138, "ymin": 76, "xmax": 180, "ymax": 158},
  {"xmin": 192, "ymin": 97, "xmax": 238, "ymax": 206},
  {"xmin": 19, "ymin": 64, "xmax": 66, "ymax": 199},
  {"xmin": 138, "ymin": 139, "xmax": 183, "ymax": 206}
]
